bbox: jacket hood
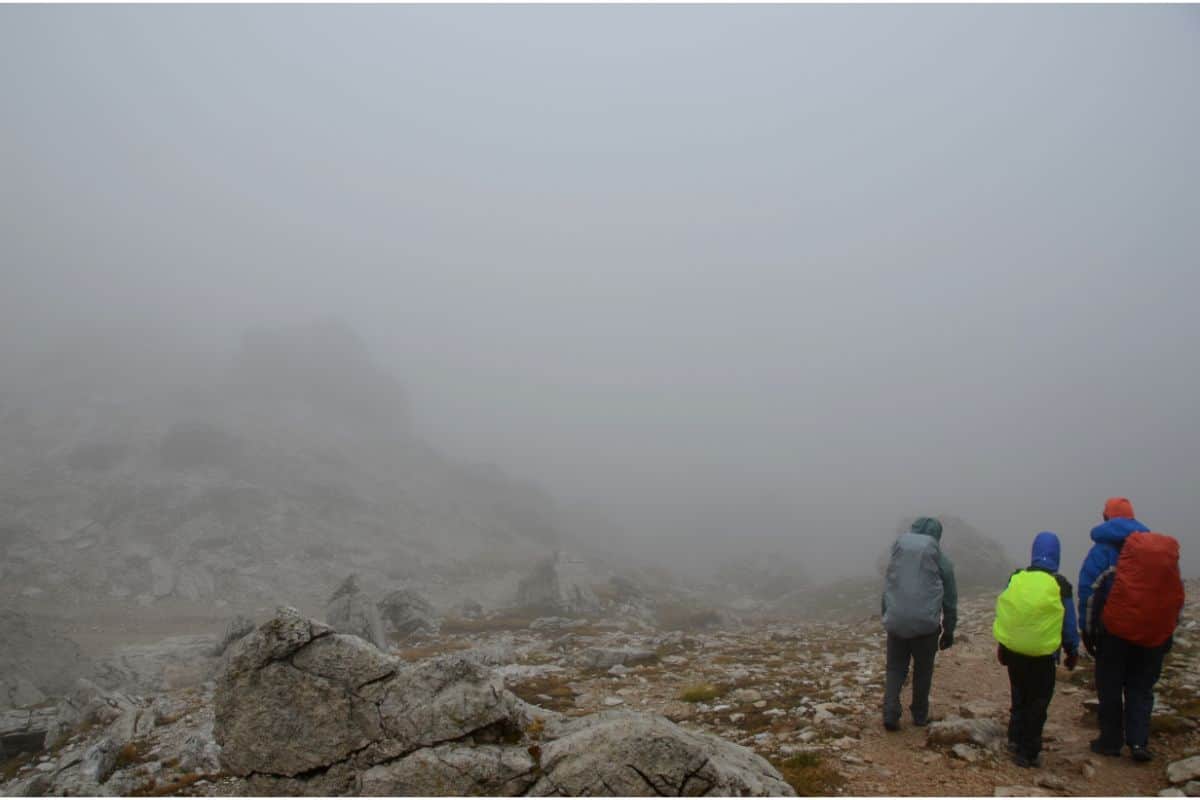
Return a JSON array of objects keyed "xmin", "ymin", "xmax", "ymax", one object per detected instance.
[
  {"xmin": 1031, "ymin": 531, "xmax": 1060, "ymax": 572},
  {"xmin": 1103, "ymin": 497, "xmax": 1135, "ymax": 520},
  {"xmin": 910, "ymin": 517, "xmax": 943, "ymax": 542},
  {"xmin": 1091, "ymin": 516, "xmax": 1149, "ymax": 545}
]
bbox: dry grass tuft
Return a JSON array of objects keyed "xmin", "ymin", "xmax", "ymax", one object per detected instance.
[
  {"xmin": 678, "ymin": 684, "xmax": 723, "ymax": 703},
  {"xmin": 774, "ymin": 752, "xmax": 845, "ymax": 796}
]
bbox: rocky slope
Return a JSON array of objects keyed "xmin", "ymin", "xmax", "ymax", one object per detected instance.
[
  {"xmin": 0, "ymin": 321, "xmax": 565, "ymax": 615},
  {"xmin": 2, "ymin": 580, "xmax": 1195, "ymax": 796}
]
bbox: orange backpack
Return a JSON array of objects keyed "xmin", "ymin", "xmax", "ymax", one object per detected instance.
[{"xmin": 1101, "ymin": 532, "xmax": 1185, "ymax": 648}]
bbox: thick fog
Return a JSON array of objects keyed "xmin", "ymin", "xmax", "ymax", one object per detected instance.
[{"xmin": 2, "ymin": 6, "xmax": 1198, "ymax": 580}]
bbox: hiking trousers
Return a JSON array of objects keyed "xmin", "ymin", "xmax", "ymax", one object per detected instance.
[
  {"xmin": 1004, "ymin": 650, "xmax": 1056, "ymax": 761},
  {"xmin": 1094, "ymin": 632, "xmax": 1167, "ymax": 749},
  {"xmin": 883, "ymin": 631, "xmax": 939, "ymax": 725}
]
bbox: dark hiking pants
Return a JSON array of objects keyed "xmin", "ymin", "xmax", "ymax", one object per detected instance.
[
  {"xmin": 1005, "ymin": 651, "xmax": 1056, "ymax": 761},
  {"xmin": 1094, "ymin": 632, "xmax": 1167, "ymax": 749},
  {"xmin": 883, "ymin": 631, "xmax": 939, "ymax": 725}
]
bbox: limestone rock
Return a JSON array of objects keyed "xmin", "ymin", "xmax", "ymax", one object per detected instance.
[
  {"xmin": 326, "ymin": 575, "xmax": 387, "ymax": 649},
  {"xmin": 0, "ymin": 610, "xmax": 91, "ymax": 709},
  {"xmin": 952, "ymin": 743, "xmax": 981, "ymax": 763},
  {"xmin": 212, "ymin": 614, "xmax": 256, "ymax": 657},
  {"xmin": 516, "ymin": 553, "xmax": 600, "ymax": 615},
  {"xmin": 927, "ymin": 716, "xmax": 1006, "ymax": 749},
  {"xmin": 528, "ymin": 712, "xmax": 795, "ymax": 796},
  {"xmin": 359, "ymin": 745, "xmax": 536, "ymax": 796},
  {"xmin": 578, "ymin": 647, "xmax": 658, "ymax": 670},
  {"xmin": 91, "ymin": 635, "xmax": 220, "ymax": 694},
  {"xmin": 378, "ymin": 588, "xmax": 440, "ymax": 638},
  {"xmin": 1170, "ymin": 756, "xmax": 1200, "ymax": 785}
]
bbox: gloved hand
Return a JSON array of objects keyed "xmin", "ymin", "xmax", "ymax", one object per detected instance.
[
  {"xmin": 1064, "ymin": 650, "xmax": 1078, "ymax": 671},
  {"xmin": 939, "ymin": 631, "xmax": 954, "ymax": 651},
  {"xmin": 1081, "ymin": 632, "xmax": 1096, "ymax": 658},
  {"xmin": 996, "ymin": 644, "xmax": 1007, "ymax": 666}
]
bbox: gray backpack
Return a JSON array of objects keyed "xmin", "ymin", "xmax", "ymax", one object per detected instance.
[{"xmin": 882, "ymin": 532, "xmax": 944, "ymax": 637}]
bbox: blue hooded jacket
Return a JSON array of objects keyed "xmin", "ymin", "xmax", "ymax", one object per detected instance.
[
  {"xmin": 1077, "ymin": 516, "xmax": 1150, "ymax": 632},
  {"xmin": 1028, "ymin": 531, "xmax": 1080, "ymax": 655}
]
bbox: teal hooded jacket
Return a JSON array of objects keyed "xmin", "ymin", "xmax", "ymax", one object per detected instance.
[{"xmin": 881, "ymin": 517, "xmax": 958, "ymax": 637}]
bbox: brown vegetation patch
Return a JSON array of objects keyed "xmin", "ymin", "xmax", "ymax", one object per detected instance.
[
  {"xmin": 440, "ymin": 612, "xmax": 540, "ymax": 634},
  {"xmin": 508, "ymin": 675, "xmax": 577, "ymax": 712},
  {"xmin": 396, "ymin": 640, "xmax": 471, "ymax": 661},
  {"xmin": 130, "ymin": 772, "xmax": 206, "ymax": 797},
  {"xmin": 1, "ymin": 752, "xmax": 36, "ymax": 782},
  {"xmin": 678, "ymin": 684, "xmax": 724, "ymax": 703},
  {"xmin": 773, "ymin": 752, "xmax": 846, "ymax": 796},
  {"xmin": 114, "ymin": 740, "xmax": 154, "ymax": 771}
]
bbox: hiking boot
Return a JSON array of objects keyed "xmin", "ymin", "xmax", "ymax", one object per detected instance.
[
  {"xmin": 1012, "ymin": 752, "xmax": 1042, "ymax": 768},
  {"xmin": 1006, "ymin": 740, "xmax": 1019, "ymax": 754},
  {"xmin": 912, "ymin": 716, "xmax": 929, "ymax": 727},
  {"xmin": 1089, "ymin": 739, "xmax": 1122, "ymax": 757},
  {"xmin": 883, "ymin": 719, "xmax": 900, "ymax": 732},
  {"xmin": 1130, "ymin": 745, "xmax": 1153, "ymax": 763}
]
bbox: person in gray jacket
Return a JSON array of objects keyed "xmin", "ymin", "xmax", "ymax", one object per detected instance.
[{"xmin": 880, "ymin": 517, "xmax": 958, "ymax": 730}]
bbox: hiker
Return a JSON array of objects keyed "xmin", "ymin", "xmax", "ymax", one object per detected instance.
[
  {"xmin": 1078, "ymin": 497, "xmax": 1185, "ymax": 762},
  {"xmin": 993, "ymin": 531, "xmax": 1080, "ymax": 768},
  {"xmin": 880, "ymin": 516, "xmax": 957, "ymax": 731}
]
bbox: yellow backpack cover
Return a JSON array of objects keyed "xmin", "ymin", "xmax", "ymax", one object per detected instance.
[{"xmin": 993, "ymin": 570, "xmax": 1063, "ymax": 657}]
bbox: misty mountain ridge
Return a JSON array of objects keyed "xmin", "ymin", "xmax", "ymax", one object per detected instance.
[{"xmin": 0, "ymin": 320, "xmax": 565, "ymax": 612}]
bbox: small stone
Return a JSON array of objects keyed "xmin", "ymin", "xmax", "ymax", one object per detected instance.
[
  {"xmin": 951, "ymin": 744, "xmax": 980, "ymax": 763},
  {"xmin": 1184, "ymin": 781, "xmax": 1200, "ymax": 798},
  {"xmin": 994, "ymin": 785, "xmax": 1043, "ymax": 796},
  {"xmin": 1169, "ymin": 756, "xmax": 1200, "ymax": 785},
  {"xmin": 602, "ymin": 696, "xmax": 624, "ymax": 707},
  {"xmin": 1160, "ymin": 790, "xmax": 1186, "ymax": 798},
  {"xmin": 1081, "ymin": 763, "xmax": 1096, "ymax": 780},
  {"xmin": 1038, "ymin": 775, "xmax": 1067, "ymax": 791}
]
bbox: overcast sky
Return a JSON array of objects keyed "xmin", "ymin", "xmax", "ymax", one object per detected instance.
[{"xmin": 2, "ymin": 6, "xmax": 1198, "ymax": 578}]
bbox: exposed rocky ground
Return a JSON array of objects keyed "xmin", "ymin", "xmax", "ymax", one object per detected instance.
[{"xmin": 2, "ymin": 579, "xmax": 1196, "ymax": 796}]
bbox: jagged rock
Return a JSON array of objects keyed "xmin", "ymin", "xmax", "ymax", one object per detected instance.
[
  {"xmin": 994, "ymin": 787, "xmax": 1044, "ymax": 797},
  {"xmin": 1160, "ymin": 790, "xmax": 1186, "ymax": 798},
  {"xmin": 43, "ymin": 679, "xmax": 136, "ymax": 749},
  {"xmin": 1184, "ymin": 781, "xmax": 1200, "ymax": 797},
  {"xmin": 1169, "ymin": 756, "xmax": 1200, "ymax": 785},
  {"xmin": 516, "ymin": 553, "xmax": 599, "ymax": 615},
  {"xmin": 91, "ymin": 635, "xmax": 220, "ymax": 693},
  {"xmin": 578, "ymin": 647, "xmax": 657, "ymax": 670},
  {"xmin": 528, "ymin": 712, "xmax": 794, "ymax": 796},
  {"xmin": 213, "ymin": 606, "xmax": 522, "ymax": 779},
  {"xmin": 179, "ymin": 727, "xmax": 222, "ymax": 773},
  {"xmin": 82, "ymin": 736, "xmax": 121, "ymax": 783},
  {"xmin": 359, "ymin": 744, "xmax": 537, "ymax": 796},
  {"xmin": 326, "ymin": 575, "xmax": 387, "ymax": 649},
  {"xmin": 927, "ymin": 716, "xmax": 1006, "ymax": 749},
  {"xmin": 0, "ymin": 707, "xmax": 55, "ymax": 759},
  {"xmin": 378, "ymin": 588, "xmax": 440, "ymax": 638},
  {"xmin": 0, "ymin": 610, "xmax": 91, "ymax": 709},
  {"xmin": 1038, "ymin": 775, "xmax": 1067, "ymax": 791},
  {"xmin": 952, "ymin": 743, "xmax": 981, "ymax": 763},
  {"xmin": 212, "ymin": 614, "xmax": 256, "ymax": 657},
  {"xmin": 212, "ymin": 607, "xmax": 791, "ymax": 796}
]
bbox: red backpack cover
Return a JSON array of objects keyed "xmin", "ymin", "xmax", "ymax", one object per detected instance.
[{"xmin": 1101, "ymin": 531, "xmax": 1185, "ymax": 647}]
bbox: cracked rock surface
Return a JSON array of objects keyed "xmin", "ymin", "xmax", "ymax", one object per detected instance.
[{"xmin": 212, "ymin": 607, "xmax": 793, "ymax": 796}]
